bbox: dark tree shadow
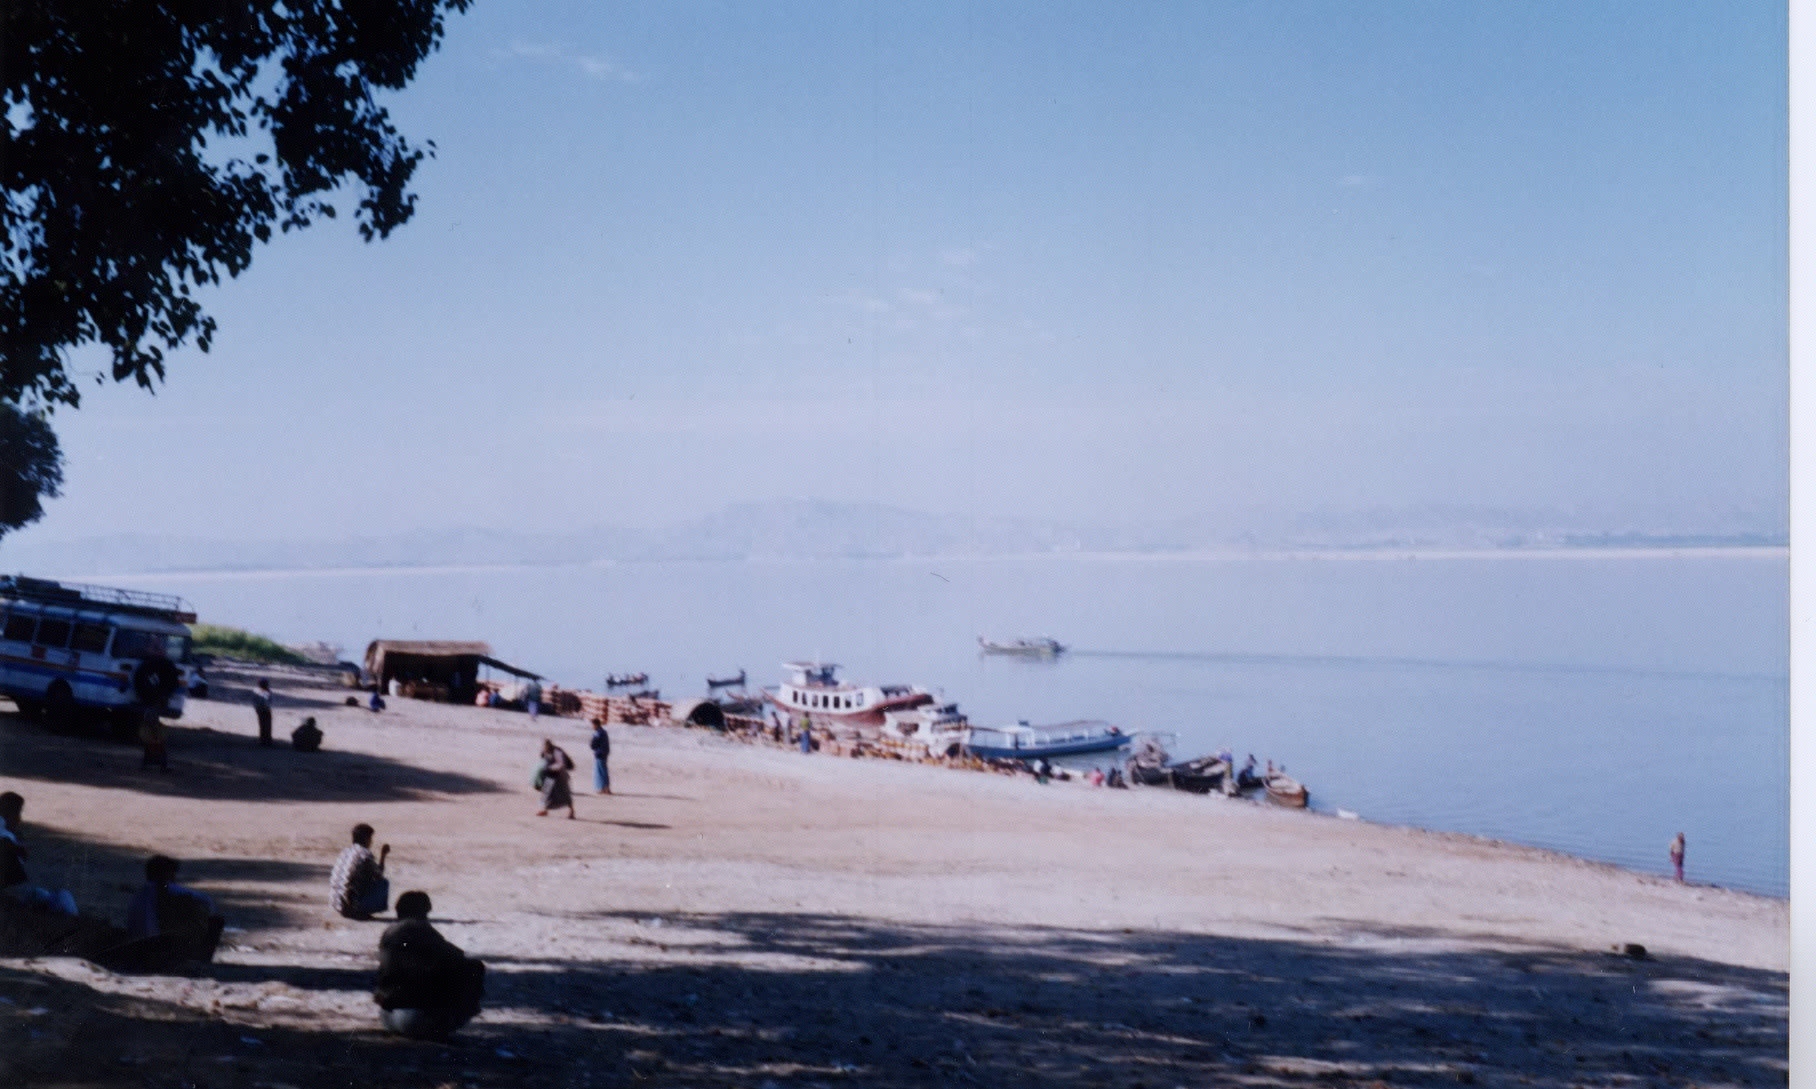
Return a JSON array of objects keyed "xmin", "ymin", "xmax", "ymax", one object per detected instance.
[
  {"xmin": 6, "ymin": 822, "xmax": 332, "ymax": 935},
  {"xmin": 0, "ymin": 710, "xmax": 501, "ymax": 803},
  {"xmin": 0, "ymin": 912, "xmax": 1787, "ymax": 1089}
]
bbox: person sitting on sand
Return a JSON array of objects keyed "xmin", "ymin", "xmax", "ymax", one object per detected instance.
[
  {"xmin": 330, "ymin": 824, "xmax": 391, "ymax": 919},
  {"xmin": 0, "ymin": 791, "xmax": 77, "ymax": 916},
  {"xmin": 375, "ymin": 890, "xmax": 486, "ymax": 1040},
  {"xmin": 290, "ymin": 716, "xmax": 323, "ymax": 753},
  {"xmin": 123, "ymin": 855, "xmax": 225, "ymax": 964},
  {"xmin": 536, "ymin": 739, "xmax": 576, "ymax": 818}
]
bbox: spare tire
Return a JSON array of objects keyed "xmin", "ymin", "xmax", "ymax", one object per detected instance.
[{"xmin": 132, "ymin": 659, "xmax": 181, "ymax": 705}]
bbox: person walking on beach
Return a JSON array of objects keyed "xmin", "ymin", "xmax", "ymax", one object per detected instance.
[
  {"xmin": 330, "ymin": 824, "xmax": 391, "ymax": 919},
  {"xmin": 524, "ymin": 678, "xmax": 543, "ymax": 720},
  {"xmin": 1669, "ymin": 831, "xmax": 1686, "ymax": 883},
  {"xmin": 252, "ymin": 678, "xmax": 274, "ymax": 746},
  {"xmin": 589, "ymin": 720, "xmax": 612, "ymax": 795},
  {"xmin": 375, "ymin": 890, "xmax": 486, "ymax": 1040},
  {"xmin": 536, "ymin": 739, "xmax": 576, "ymax": 818}
]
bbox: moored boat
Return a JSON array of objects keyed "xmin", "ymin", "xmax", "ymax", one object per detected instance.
[
  {"xmin": 878, "ymin": 700, "xmax": 972, "ymax": 758},
  {"xmin": 1264, "ymin": 773, "xmax": 1308, "ymax": 808},
  {"xmin": 964, "ymin": 719, "xmax": 1130, "ymax": 760},
  {"xmin": 977, "ymin": 635, "xmax": 1065, "ymax": 656},
  {"xmin": 764, "ymin": 661, "xmax": 932, "ymax": 728}
]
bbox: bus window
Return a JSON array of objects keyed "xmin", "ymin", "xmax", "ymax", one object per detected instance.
[
  {"xmin": 34, "ymin": 618, "xmax": 71, "ymax": 648},
  {"xmin": 71, "ymin": 622, "xmax": 110, "ymax": 653},
  {"xmin": 2, "ymin": 613, "xmax": 33, "ymax": 642},
  {"xmin": 111, "ymin": 629, "xmax": 166, "ymax": 659}
]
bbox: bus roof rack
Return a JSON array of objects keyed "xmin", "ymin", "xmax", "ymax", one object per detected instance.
[{"xmin": 0, "ymin": 574, "xmax": 197, "ymax": 624}]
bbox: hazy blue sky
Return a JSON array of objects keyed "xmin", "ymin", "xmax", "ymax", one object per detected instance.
[{"xmin": 8, "ymin": 1, "xmax": 1788, "ymax": 544}]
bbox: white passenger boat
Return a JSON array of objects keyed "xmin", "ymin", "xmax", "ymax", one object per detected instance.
[
  {"xmin": 878, "ymin": 700, "xmax": 972, "ymax": 758},
  {"xmin": 764, "ymin": 661, "xmax": 932, "ymax": 728}
]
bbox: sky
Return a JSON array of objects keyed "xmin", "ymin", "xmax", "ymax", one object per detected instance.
[{"xmin": 5, "ymin": 1, "xmax": 1789, "ymax": 544}]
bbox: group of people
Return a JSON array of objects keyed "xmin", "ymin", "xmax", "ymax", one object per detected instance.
[
  {"xmin": 531, "ymin": 721, "xmax": 613, "ymax": 818},
  {"xmin": 330, "ymin": 823, "xmax": 486, "ymax": 1039}
]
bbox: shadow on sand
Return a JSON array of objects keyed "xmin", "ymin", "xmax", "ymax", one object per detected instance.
[
  {"xmin": 0, "ymin": 709, "xmax": 500, "ymax": 804},
  {"xmin": 0, "ymin": 911, "xmax": 1788, "ymax": 1089},
  {"xmin": 6, "ymin": 822, "xmax": 331, "ymax": 935}
]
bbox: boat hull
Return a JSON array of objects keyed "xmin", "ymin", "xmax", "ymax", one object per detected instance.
[
  {"xmin": 763, "ymin": 688, "xmax": 932, "ymax": 728},
  {"xmin": 966, "ymin": 735, "xmax": 1131, "ymax": 761},
  {"xmin": 1264, "ymin": 776, "xmax": 1308, "ymax": 808}
]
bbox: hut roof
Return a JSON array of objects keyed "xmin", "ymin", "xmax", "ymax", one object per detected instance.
[{"xmin": 364, "ymin": 640, "xmax": 542, "ymax": 680}]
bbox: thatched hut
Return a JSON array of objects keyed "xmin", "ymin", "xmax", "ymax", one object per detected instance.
[{"xmin": 363, "ymin": 640, "xmax": 541, "ymax": 705}]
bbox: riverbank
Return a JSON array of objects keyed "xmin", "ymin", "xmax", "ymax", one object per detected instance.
[{"xmin": 0, "ymin": 662, "xmax": 1788, "ymax": 1088}]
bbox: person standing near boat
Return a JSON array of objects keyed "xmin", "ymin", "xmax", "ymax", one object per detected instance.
[
  {"xmin": 1669, "ymin": 832, "xmax": 1686, "ymax": 883},
  {"xmin": 589, "ymin": 719, "xmax": 612, "ymax": 795},
  {"xmin": 798, "ymin": 720, "xmax": 813, "ymax": 754}
]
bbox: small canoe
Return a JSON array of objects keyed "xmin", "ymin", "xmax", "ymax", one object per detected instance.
[{"xmin": 1264, "ymin": 773, "xmax": 1308, "ymax": 808}]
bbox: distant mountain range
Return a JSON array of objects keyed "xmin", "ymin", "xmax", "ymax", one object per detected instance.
[{"xmin": 0, "ymin": 499, "xmax": 1786, "ymax": 578}]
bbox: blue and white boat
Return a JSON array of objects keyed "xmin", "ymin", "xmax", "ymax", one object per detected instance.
[{"xmin": 964, "ymin": 719, "xmax": 1130, "ymax": 760}]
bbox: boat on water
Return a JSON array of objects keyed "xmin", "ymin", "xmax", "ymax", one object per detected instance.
[
  {"xmin": 1264, "ymin": 773, "xmax": 1308, "ymax": 808},
  {"xmin": 964, "ymin": 719, "xmax": 1130, "ymax": 760},
  {"xmin": 764, "ymin": 661, "xmax": 933, "ymax": 728},
  {"xmin": 977, "ymin": 635, "xmax": 1066, "ymax": 657},
  {"xmin": 706, "ymin": 669, "xmax": 746, "ymax": 689}
]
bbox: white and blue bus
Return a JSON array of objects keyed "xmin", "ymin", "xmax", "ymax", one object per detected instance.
[{"xmin": 0, "ymin": 575, "xmax": 195, "ymax": 732}]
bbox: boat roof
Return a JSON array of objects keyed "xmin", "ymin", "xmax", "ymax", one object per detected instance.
[
  {"xmin": 782, "ymin": 660, "xmax": 842, "ymax": 685},
  {"xmin": 976, "ymin": 719, "xmax": 1117, "ymax": 734}
]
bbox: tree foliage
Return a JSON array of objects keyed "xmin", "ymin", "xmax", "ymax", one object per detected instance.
[
  {"xmin": 1, "ymin": 0, "xmax": 472, "ymax": 409},
  {"xmin": 0, "ymin": 403, "xmax": 62, "ymax": 538}
]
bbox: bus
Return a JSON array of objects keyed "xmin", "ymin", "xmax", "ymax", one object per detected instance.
[{"xmin": 0, "ymin": 574, "xmax": 196, "ymax": 733}]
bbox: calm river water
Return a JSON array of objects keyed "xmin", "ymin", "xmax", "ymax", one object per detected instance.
[{"xmin": 120, "ymin": 549, "xmax": 1788, "ymax": 896}]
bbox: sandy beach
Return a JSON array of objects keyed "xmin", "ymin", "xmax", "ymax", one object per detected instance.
[{"xmin": 0, "ymin": 661, "xmax": 1788, "ymax": 1088}]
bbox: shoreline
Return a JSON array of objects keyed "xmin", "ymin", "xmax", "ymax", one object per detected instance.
[{"xmin": 0, "ymin": 661, "xmax": 1787, "ymax": 1086}]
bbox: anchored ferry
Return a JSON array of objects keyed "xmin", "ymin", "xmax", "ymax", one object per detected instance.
[{"xmin": 763, "ymin": 661, "xmax": 932, "ymax": 728}]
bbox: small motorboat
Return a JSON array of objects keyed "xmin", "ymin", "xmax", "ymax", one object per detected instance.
[
  {"xmin": 606, "ymin": 672, "xmax": 649, "ymax": 688},
  {"xmin": 977, "ymin": 635, "xmax": 1065, "ymax": 657},
  {"xmin": 964, "ymin": 720, "xmax": 1129, "ymax": 760},
  {"xmin": 1264, "ymin": 773, "xmax": 1308, "ymax": 808},
  {"xmin": 706, "ymin": 669, "xmax": 747, "ymax": 689}
]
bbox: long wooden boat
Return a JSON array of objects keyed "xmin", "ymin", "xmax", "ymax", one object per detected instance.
[
  {"xmin": 964, "ymin": 720, "xmax": 1130, "ymax": 760},
  {"xmin": 977, "ymin": 635, "xmax": 1065, "ymax": 656},
  {"xmin": 1264, "ymin": 773, "xmax": 1308, "ymax": 808},
  {"xmin": 1165, "ymin": 754, "xmax": 1231, "ymax": 795}
]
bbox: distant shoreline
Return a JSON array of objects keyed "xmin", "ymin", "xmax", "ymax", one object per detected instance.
[{"xmin": 35, "ymin": 542, "xmax": 1787, "ymax": 583}]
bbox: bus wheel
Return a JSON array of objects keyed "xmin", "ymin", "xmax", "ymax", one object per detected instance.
[{"xmin": 43, "ymin": 682, "xmax": 76, "ymax": 733}]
